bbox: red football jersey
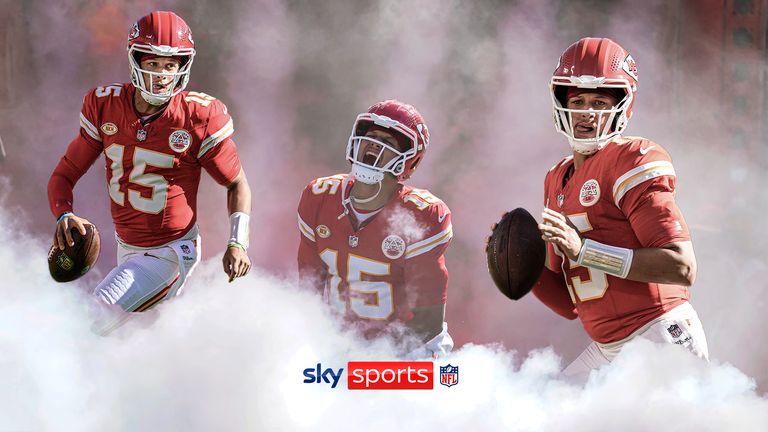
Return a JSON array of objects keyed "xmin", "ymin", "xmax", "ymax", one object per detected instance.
[
  {"xmin": 543, "ymin": 136, "xmax": 691, "ymax": 343},
  {"xmin": 48, "ymin": 83, "xmax": 242, "ymax": 247},
  {"xmin": 297, "ymin": 174, "xmax": 452, "ymax": 332}
]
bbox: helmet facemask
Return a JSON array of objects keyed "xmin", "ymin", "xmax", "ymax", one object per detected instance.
[
  {"xmin": 129, "ymin": 45, "xmax": 194, "ymax": 106},
  {"xmin": 346, "ymin": 114, "xmax": 418, "ymax": 185},
  {"xmin": 551, "ymin": 77, "xmax": 633, "ymax": 155}
]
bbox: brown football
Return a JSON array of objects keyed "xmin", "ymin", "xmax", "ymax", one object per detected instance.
[
  {"xmin": 48, "ymin": 224, "xmax": 101, "ymax": 283},
  {"xmin": 486, "ymin": 208, "xmax": 546, "ymax": 300}
]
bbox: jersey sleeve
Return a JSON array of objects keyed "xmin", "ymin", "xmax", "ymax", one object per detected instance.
[
  {"xmin": 532, "ymin": 267, "xmax": 578, "ymax": 319},
  {"xmin": 297, "ymin": 182, "xmax": 327, "ymax": 293},
  {"xmin": 543, "ymin": 169, "xmax": 564, "ymax": 273},
  {"xmin": 47, "ymin": 90, "xmax": 104, "ymax": 218},
  {"xmin": 198, "ymin": 99, "xmax": 241, "ymax": 186},
  {"xmin": 78, "ymin": 89, "xmax": 104, "ymax": 146},
  {"xmin": 403, "ymin": 201, "xmax": 453, "ymax": 308},
  {"xmin": 611, "ymin": 142, "xmax": 690, "ymax": 247}
]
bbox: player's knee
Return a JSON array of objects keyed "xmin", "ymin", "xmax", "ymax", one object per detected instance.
[
  {"xmin": 95, "ymin": 268, "xmax": 137, "ymax": 305},
  {"xmin": 93, "ymin": 256, "xmax": 175, "ymax": 309}
]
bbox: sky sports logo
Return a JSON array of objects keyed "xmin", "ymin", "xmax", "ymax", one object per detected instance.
[{"xmin": 302, "ymin": 361, "xmax": 459, "ymax": 390}]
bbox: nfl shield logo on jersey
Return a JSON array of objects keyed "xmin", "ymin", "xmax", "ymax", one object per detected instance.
[
  {"xmin": 440, "ymin": 364, "xmax": 459, "ymax": 387},
  {"xmin": 667, "ymin": 324, "xmax": 683, "ymax": 338},
  {"xmin": 349, "ymin": 235, "xmax": 359, "ymax": 248}
]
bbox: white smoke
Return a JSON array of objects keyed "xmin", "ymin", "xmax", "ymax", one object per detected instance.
[
  {"xmin": 1, "ymin": 200, "xmax": 767, "ymax": 431},
  {"xmin": 386, "ymin": 205, "xmax": 428, "ymax": 243}
]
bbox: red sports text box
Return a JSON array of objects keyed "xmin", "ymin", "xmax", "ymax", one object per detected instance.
[{"xmin": 347, "ymin": 361, "xmax": 433, "ymax": 390}]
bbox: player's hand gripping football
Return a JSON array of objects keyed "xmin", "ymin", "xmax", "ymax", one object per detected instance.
[
  {"xmin": 54, "ymin": 213, "xmax": 93, "ymax": 250},
  {"xmin": 539, "ymin": 207, "xmax": 582, "ymax": 260},
  {"xmin": 223, "ymin": 245, "xmax": 251, "ymax": 283}
]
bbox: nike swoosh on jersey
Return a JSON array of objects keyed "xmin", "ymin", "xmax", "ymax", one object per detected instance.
[{"xmin": 639, "ymin": 145, "xmax": 655, "ymax": 155}]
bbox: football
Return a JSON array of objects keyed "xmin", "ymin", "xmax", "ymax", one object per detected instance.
[
  {"xmin": 48, "ymin": 224, "xmax": 101, "ymax": 283},
  {"xmin": 486, "ymin": 208, "xmax": 546, "ymax": 300}
]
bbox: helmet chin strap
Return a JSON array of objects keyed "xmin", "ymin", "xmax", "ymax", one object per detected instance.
[
  {"xmin": 139, "ymin": 90, "xmax": 171, "ymax": 106},
  {"xmin": 568, "ymin": 134, "xmax": 616, "ymax": 155},
  {"xmin": 350, "ymin": 163, "xmax": 384, "ymax": 184}
]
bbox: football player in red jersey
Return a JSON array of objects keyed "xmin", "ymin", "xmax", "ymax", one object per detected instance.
[
  {"xmin": 297, "ymin": 100, "xmax": 454, "ymax": 358},
  {"xmin": 534, "ymin": 37, "xmax": 708, "ymax": 378},
  {"xmin": 47, "ymin": 11, "xmax": 251, "ymax": 333}
]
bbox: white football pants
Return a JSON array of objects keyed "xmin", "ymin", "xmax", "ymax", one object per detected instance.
[
  {"xmin": 90, "ymin": 226, "xmax": 201, "ymax": 334},
  {"xmin": 562, "ymin": 301, "xmax": 709, "ymax": 380}
]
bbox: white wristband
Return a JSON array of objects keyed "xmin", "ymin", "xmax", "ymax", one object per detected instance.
[
  {"xmin": 228, "ymin": 212, "xmax": 250, "ymax": 250},
  {"xmin": 576, "ymin": 238, "xmax": 633, "ymax": 279}
]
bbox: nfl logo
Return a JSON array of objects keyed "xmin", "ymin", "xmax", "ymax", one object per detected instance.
[
  {"xmin": 667, "ymin": 324, "xmax": 683, "ymax": 338},
  {"xmin": 349, "ymin": 235, "xmax": 359, "ymax": 248},
  {"xmin": 136, "ymin": 129, "xmax": 147, "ymax": 142},
  {"xmin": 439, "ymin": 364, "xmax": 459, "ymax": 388}
]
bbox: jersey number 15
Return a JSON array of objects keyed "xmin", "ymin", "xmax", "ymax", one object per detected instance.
[{"xmin": 105, "ymin": 144, "xmax": 174, "ymax": 214}]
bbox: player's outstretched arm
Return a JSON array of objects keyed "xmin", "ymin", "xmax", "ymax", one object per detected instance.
[{"xmin": 222, "ymin": 168, "xmax": 252, "ymax": 282}]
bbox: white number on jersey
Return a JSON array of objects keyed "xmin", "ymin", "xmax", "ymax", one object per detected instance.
[
  {"xmin": 319, "ymin": 249, "xmax": 393, "ymax": 320},
  {"xmin": 312, "ymin": 175, "xmax": 345, "ymax": 195},
  {"xmin": 105, "ymin": 144, "xmax": 175, "ymax": 214},
  {"xmin": 553, "ymin": 213, "xmax": 610, "ymax": 302},
  {"xmin": 403, "ymin": 188, "xmax": 440, "ymax": 211},
  {"xmin": 185, "ymin": 91, "xmax": 216, "ymax": 107},
  {"xmin": 95, "ymin": 85, "xmax": 122, "ymax": 97}
]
